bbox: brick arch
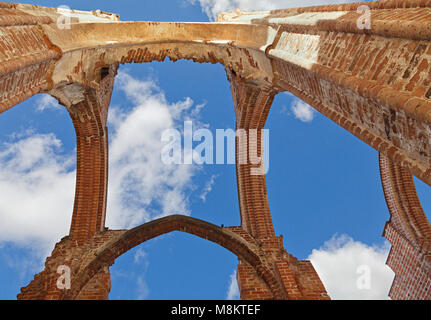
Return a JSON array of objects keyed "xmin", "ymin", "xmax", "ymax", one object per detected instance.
[
  {"xmin": 64, "ymin": 215, "xmax": 284, "ymax": 300},
  {"xmin": 42, "ymin": 21, "xmax": 275, "ymax": 92},
  {"xmin": 379, "ymin": 153, "xmax": 431, "ymax": 299},
  {"xmin": 3, "ymin": 2, "xmax": 431, "ymax": 188}
]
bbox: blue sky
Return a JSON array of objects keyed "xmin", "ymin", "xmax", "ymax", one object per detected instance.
[{"xmin": 0, "ymin": 0, "xmax": 430, "ymax": 300}]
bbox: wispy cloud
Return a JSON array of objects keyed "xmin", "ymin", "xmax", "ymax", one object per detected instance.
[
  {"xmin": 308, "ymin": 234, "xmax": 395, "ymax": 300},
  {"xmin": 291, "ymin": 98, "xmax": 315, "ymax": 123},
  {"xmin": 200, "ymin": 174, "xmax": 218, "ymax": 202},
  {"xmin": 136, "ymin": 276, "xmax": 150, "ymax": 300},
  {"xmin": 35, "ymin": 94, "xmax": 61, "ymax": 112},
  {"xmin": 0, "ymin": 244, "xmax": 45, "ymax": 280},
  {"xmin": 106, "ymin": 71, "xmax": 207, "ymax": 229}
]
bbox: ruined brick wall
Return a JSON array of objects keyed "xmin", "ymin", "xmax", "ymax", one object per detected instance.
[
  {"xmin": 234, "ymin": 2, "xmax": 431, "ymax": 187},
  {"xmin": 18, "ymin": 215, "xmax": 328, "ymax": 300},
  {"xmin": 1, "ymin": 0, "xmax": 430, "ymax": 300}
]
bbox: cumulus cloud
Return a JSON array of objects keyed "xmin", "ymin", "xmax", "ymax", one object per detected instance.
[
  {"xmin": 0, "ymin": 70, "xmax": 211, "ymax": 256},
  {"xmin": 0, "ymin": 133, "xmax": 75, "ymax": 253},
  {"xmin": 225, "ymin": 235, "xmax": 393, "ymax": 300},
  {"xmin": 189, "ymin": 0, "xmax": 358, "ymax": 20},
  {"xmin": 226, "ymin": 269, "xmax": 240, "ymax": 300},
  {"xmin": 291, "ymin": 98, "xmax": 315, "ymax": 123},
  {"xmin": 308, "ymin": 234, "xmax": 395, "ymax": 300}
]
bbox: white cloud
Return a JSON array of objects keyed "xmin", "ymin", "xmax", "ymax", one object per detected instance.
[
  {"xmin": 291, "ymin": 98, "xmax": 315, "ymax": 122},
  {"xmin": 134, "ymin": 248, "xmax": 148, "ymax": 264},
  {"xmin": 136, "ymin": 276, "xmax": 150, "ymax": 300},
  {"xmin": 106, "ymin": 71, "xmax": 207, "ymax": 229},
  {"xmin": 35, "ymin": 94, "xmax": 61, "ymax": 112},
  {"xmin": 0, "ymin": 70, "xmax": 212, "ymax": 257},
  {"xmin": 226, "ymin": 269, "xmax": 240, "ymax": 300},
  {"xmin": 308, "ymin": 234, "xmax": 395, "ymax": 300},
  {"xmin": 110, "ymin": 247, "xmax": 151, "ymax": 300},
  {"xmin": 189, "ymin": 0, "xmax": 358, "ymax": 20},
  {"xmin": 0, "ymin": 133, "xmax": 75, "ymax": 254},
  {"xmin": 134, "ymin": 248, "xmax": 150, "ymax": 299}
]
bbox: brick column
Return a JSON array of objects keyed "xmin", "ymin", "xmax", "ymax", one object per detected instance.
[
  {"xmin": 54, "ymin": 65, "xmax": 118, "ymax": 245},
  {"xmin": 228, "ymin": 71, "xmax": 329, "ymax": 300},
  {"xmin": 228, "ymin": 70, "xmax": 277, "ymax": 239},
  {"xmin": 67, "ymin": 92, "xmax": 110, "ymax": 244}
]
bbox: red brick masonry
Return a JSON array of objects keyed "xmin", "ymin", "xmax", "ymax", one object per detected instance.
[{"xmin": 0, "ymin": 0, "xmax": 429, "ymax": 299}]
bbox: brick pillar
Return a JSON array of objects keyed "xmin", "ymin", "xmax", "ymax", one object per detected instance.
[
  {"xmin": 49, "ymin": 64, "xmax": 118, "ymax": 245},
  {"xmin": 68, "ymin": 93, "xmax": 110, "ymax": 244},
  {"xmin": 228, "ymin": 71, "xmax": 329, "ymax": 300}
]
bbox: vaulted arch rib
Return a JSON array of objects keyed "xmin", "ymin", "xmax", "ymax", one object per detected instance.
[{"xmin": 65, "ymin": 215, "xmax": 285, "ymax": 300}]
